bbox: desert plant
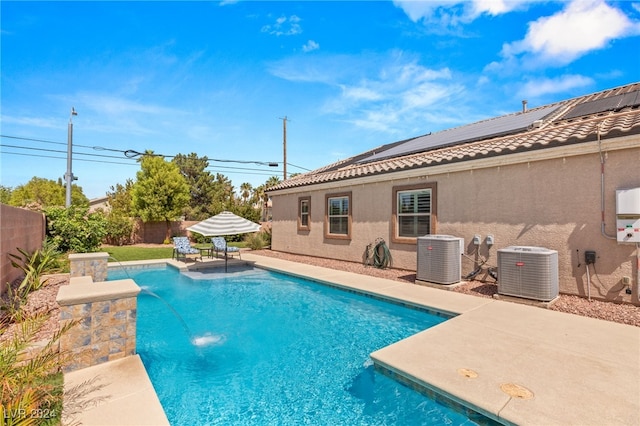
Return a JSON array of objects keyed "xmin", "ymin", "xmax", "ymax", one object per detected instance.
[
  {"xmin": 1, "ymin": 276, "xmax": 32, "ymax": 324},
  {"xmin": 244, "ymin": 232, "xmax": 266, "ymax": 250},
  {"xmin": 8, "ymin": 240, "xmax": 62, "ymax": 295},
  {"xmin": 0, "ymin": 313, "xmax": 76, "ymax": 425},
  {"xmin": 261, "ymin": 226, "xmax": 272, "ymax": 247}
]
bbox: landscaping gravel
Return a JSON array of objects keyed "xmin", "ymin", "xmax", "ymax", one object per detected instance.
[{"xmin": 251, "ymin": 250, "xmax": 640, "ymax": 328}]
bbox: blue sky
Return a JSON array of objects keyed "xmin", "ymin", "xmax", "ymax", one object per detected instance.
[{"xmin": 2, "ymin": 1, "xmax": 639, "ymax": 200}]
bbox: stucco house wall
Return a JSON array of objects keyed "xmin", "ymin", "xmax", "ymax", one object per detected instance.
[{"xmin": 270, "ymin": 137, "xmax": 639, "ymax": 304}]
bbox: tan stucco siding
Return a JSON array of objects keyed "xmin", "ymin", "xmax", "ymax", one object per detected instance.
[{"xmin": 271, "ymin": 143, "xmax": 640, "ymax": 303}]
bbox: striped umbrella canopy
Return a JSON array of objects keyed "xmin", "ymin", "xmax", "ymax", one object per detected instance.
[{"xmin": 186, "ymin": 211, "xmax": 261, "ymax": 236}]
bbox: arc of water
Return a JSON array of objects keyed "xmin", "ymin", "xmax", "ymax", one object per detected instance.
[
  {"xmin": 107, "ymin": 255, "xmax": 132, "ymax": 279},
  {"xmin": 139, "ymin": 288, "xmax": 195, "ymax": 342},
  {"xmin": 108, "ymin": 255, "xmax": 223, "ymax": 347}
]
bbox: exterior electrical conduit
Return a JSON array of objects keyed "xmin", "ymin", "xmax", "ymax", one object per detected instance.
[
  {"xmin": 637, "ymin": 243, "xmax": 640, "ymax": 299},
  {"xmin": 598, "ymin": 124, "xmax": 617, "ymax": 240}
]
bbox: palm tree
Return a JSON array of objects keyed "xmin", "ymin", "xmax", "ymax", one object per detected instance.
[
  {"xmin": 257, "ymin": 176, "xmax": 281, "ymax": 221},
  {"xmin": 265, "ymin": 176, "xmax": 281, "ymax": 189},
  {"xmin": 239, "ymin": 182, "xmax": 253, "ymax": 204}
]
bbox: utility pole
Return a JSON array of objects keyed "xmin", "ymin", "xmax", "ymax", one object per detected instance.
[
  {"xmin": 65, "ymin": 107, "xmax": 78, "ymax": 207},
  {"xmin": 279, "ymin": 116, "xmax": 288, "ymax": 180}
]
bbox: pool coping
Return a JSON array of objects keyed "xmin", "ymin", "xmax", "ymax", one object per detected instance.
[{"xmin": 68, "ymin": 255, "xmax": 639, "ymax": 425}]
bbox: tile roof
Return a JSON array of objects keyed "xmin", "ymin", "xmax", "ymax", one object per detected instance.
[{"xmin": 269, "ymin": 82, "xmax": 640, "ymax": 192}]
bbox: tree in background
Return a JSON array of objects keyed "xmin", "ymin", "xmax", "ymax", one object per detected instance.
[
  {"xmin": 106, "ymin": 179, "xmax": 134, "ymax": 216},
  {"xmin": 172, "ymin": 153, "xmax": 217, "ymax": 220},
  {"xmin": 239, "ymin": 182, "xmax": 254, "ymax": 205},
  {"xmin": 0, "ymin": 185, "xmax": 11, "ymax": 204},
  {"xmin": 253, "ymin": 176, "xmax": 281, "ymax": 221},
  {"xmin": 104, "ymin": 179, "xmax": 135, "ymax": 245},
  {"xmin": 8, "ymin": 177, "xmax": 87, "ymax": 208},
  {"xmin": 131, "ymin": 154, "xmax": 190, "ymax": 242},
  {"xmin": 210, "ymin": 173, "xmax": 235, "ymax": 213}
]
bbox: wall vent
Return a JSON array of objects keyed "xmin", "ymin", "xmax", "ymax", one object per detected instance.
[
  {"xmin": 497, "ymin": 246, "xmax": 559, "ymax": 301},
  {"xmin": 417, "ymin": 235, "xmax": 464, "ymax": 285}
]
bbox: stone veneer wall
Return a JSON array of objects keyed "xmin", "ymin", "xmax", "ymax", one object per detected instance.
[
  {"xmin": 69, "ymin": 252, "xmax": 109, "ymax": 282},
  {"xmin": 56, "ymin": 278, "xmax": 140, "ymax": 372}
]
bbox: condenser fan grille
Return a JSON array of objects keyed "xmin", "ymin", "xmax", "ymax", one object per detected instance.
[
  {"xmin": 417, "ymin": 235, "xmax": 463, "ymax": 285},
  {"xmin": 497, "ymin": 246, "xmax": 559, "ymax": 301}
]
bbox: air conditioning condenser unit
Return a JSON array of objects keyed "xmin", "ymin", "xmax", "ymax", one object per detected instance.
[
  {"xmin": 497, "ymin": 246, "xmax": 558, "ymax": 301},
  {"xmin": 417, "ymin": 235, "xmax": 464, "ymax": 285}
]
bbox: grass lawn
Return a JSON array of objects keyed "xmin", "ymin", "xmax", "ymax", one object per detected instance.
[
  {"xmin": 103, "ymin": 246, "xmax": 174, "ymax": 262},
  {"xmin": 103, "ymin": 242, "xmax": 246, "ymax": 262}
]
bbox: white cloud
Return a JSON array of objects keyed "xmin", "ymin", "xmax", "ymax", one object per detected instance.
[
  {"xmin": 328, "ymin": 58, "xmax": 461, "ymax": 132},
  {"xmin": 268, "ymin": 51, "xmax": 471, "ymax": 135},
  {"xmin": 266, "ymin": 53, "xmax": 362, "ymax": 84},
  {"xmin": 517, "ymin": 75, "xmax": 594, "ymax": 98},
  {"xmin": 0, "ymin": 115, "xmax": 60, "ymax": 130},
  {"xmin": 302, "ymin": 40, "xmax": 319, "ymax": 52},
  {"xmin": 502, "ymin": 0, "xmax": 639, "ymax": 66},
  {"xmin": 470, "ymin": 0, "xmax": 520, "ymax": 16},
  {"xmin": 393, "ymin": 0, "xmax": 530, "ymax": 30},
  {"xmin": 261, "ymin": 15, "xmax": 302, "ymax": 36}
]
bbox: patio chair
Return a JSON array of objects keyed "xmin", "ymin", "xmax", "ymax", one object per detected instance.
[
  {"xmin": 172, "ymin": 236, "xmax": 202, "ymax": 262},
  {"xmin": 211, "ymin": 237, "xmax": 241, "ymax": 259}
]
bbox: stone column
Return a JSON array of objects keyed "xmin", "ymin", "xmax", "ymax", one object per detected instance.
[
  {"xmin": 69, "ymin": 252, "xmax": 109, "ymax": 282},
  {"xmin": 56, "ymin": 279, "xmax": 140, "ymax": 372}
]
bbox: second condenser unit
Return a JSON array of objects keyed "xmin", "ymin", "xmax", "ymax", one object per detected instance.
[
  {"xmin": 416, "ymin": 235, "xmax": 464, "ymax": 284},
  {"xmin": 497, "ymin": 246, "xmax": 559, "ymax": 301}
]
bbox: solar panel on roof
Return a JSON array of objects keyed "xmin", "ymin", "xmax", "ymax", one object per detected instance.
[
  {"xmin": 563, "ymin": 90, "xmax": 640, "ymax": 120},
  {"xmin": 357, "ymin": 104, "xmax": 561, "ymax": 164}
]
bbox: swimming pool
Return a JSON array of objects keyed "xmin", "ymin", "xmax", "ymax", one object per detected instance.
[{"xmin": 110, "ymin": 265, "xmax": 482, "ymax": 425}]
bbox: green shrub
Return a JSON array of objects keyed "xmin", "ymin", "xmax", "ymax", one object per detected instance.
[
  {"xmin": 244, "ymin": 232, "xmax": 266, "ymax": 250},
  {"xmin": 189, "ymin": 232, "xmax": 207, "ymax": 244},
  {"xmin": 261, "ymin": 226, "xmax": 272, "ymax": 247},
  {"xmin": 44, "ymin": 206, "xmax": 107, "ymax": 252},
  {"xmin": 103, "ymin": 213, "xmax": 134, "ymax": 246}
]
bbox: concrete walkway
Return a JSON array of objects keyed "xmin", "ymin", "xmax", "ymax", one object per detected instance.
[
  {"xmin": 63, "ymin": 355, "xmax": 169, "ymax": 425},
  {"xmin": 66, "ymin": 254, "xmax": 639, "ymax": 425}
]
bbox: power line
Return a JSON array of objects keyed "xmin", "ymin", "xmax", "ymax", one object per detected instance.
[
  {"xmin": 0, "ymin": 143, "xmax": 138, "ymax": 161},
  {"xmin": 0, "ymin": 149, "xmax": 284, "ymax": 176},
  {"xmin": 0, "ymin": 133, "xmax": 312, "ymax": 172},
  {"xmin": 1, "ymin": 134, "xmax": 97, "ymax": 151},
  {"xmin": 0, "ymin": 150, "xmax": 137, "ymax": 166}
]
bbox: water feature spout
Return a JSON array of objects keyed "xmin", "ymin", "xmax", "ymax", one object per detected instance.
[{"xmin": 139, "ymin": 288, "xmax": 224, "ymax": 347}]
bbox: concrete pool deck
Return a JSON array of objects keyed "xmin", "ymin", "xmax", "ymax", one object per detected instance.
[{"xmin": 66, "ymin": 254, "xmax": 639, "ymax": 425}]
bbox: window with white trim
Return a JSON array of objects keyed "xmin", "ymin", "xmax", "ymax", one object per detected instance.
[
  {"xmin": 397, "ymin": 189, "xmax": 431, "ymax": 237},
  {"xmin": 325, "ymin": 192, "xmax": 351, "ymax": 239},
  {"xmin": 392, "ymin": 183, "xmax": 436, "ymax": 242}
]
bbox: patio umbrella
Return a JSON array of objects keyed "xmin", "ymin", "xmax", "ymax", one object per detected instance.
[{"xmin": 186, "ymin": 211, "xmax": 261, "ymax": 271}]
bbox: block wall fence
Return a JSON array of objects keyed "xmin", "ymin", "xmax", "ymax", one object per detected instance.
[{"xmin": 0, "ymin": 204, "xmax": 46, "ymax": 294}]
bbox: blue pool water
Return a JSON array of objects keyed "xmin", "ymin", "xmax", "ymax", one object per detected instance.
[{"xmin": 110, "ymin": 266, "xmax": 480, "ymax": 425}]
